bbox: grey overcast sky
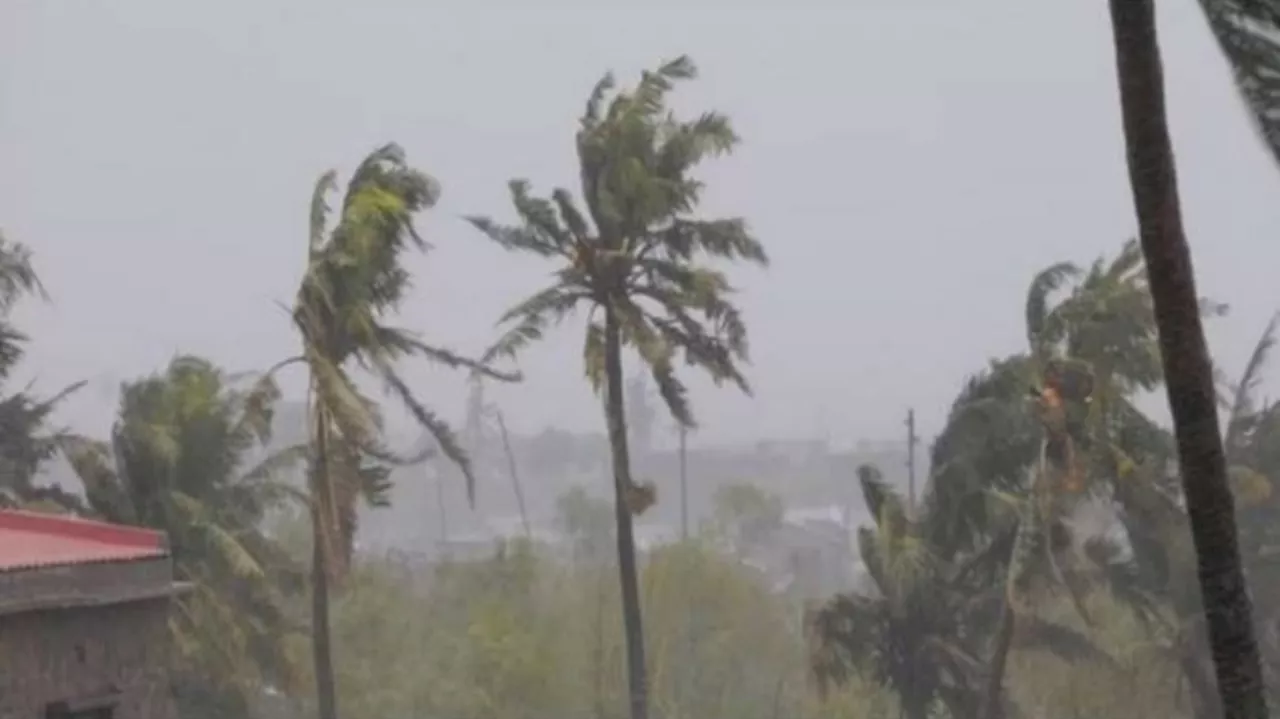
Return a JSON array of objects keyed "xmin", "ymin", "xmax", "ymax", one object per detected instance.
[{"xmin": 2, "ymin": 0, "xmax": 1279, "ymax": 447}]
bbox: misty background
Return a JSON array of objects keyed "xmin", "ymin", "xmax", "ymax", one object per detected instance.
[{"xmin": 4, "ymin": 0, "xmax": 1279, "ymax": 542}]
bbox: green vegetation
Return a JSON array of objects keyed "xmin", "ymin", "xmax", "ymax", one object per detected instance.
[
  {"xmin": 10, "ymin": 5, "xmax": 1280, "ymax": 715},
  {"xmin": 467, "ymin": 55, "xmax": 767, "ymax": 719}
]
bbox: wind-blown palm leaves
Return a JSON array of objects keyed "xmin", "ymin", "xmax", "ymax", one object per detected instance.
[
  {"xmin": 809, "ymin": 465, "xmax": 984, "ymax": 719},
  {"xmin": 927, "ymin": 242, "xmax": 1162, "ymax": 555},
  {"xmin": 1195, "ymin": 0, "xmax": 1280, "ymax": 168},
  {"xmin": 810, "ymin": 465, "xmax": 1107, "ymax": 719},
  {"xmin": 287, "ymin": 143, "xmax": 515, "ymax": 719},
  {"xmin": 467, "ymin": 56, "xmax": 767, "ymax": 719},
  {"xmin": 290, "ymin": 143, "xmax": 521, "ymax": 578},
  {"xmin": 0, "ymin": 231, "xmax": 85, "ymax": 510},
  {"xmin": 59, "ymin": 356, "xmax": 305, "ymax": 719},
  {"xmin": 1088, "ymin": 452, "xmax": 1226, "ymax": 717}
]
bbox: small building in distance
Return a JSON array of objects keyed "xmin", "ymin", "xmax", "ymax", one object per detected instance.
[{"xmin": 0, "ymin": 509, "xmax": 187, "ymax": 719}]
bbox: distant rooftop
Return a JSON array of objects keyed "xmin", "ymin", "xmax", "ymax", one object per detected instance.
[{"xmin": 0, "ymin": 509, "xmax": 168, "ymax": 572}]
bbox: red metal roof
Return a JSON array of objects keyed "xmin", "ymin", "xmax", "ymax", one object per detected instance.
[{"xmin": 0, "ymin": 509, "xmax": 167, "ymax": 571}]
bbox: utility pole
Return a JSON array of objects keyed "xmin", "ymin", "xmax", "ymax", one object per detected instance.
[
  {"xmin": 492, "ymin": 408, "xmax": 532, "ymax": 540},
  {"xmin": 906, "ymin": 409, "xmax": 919, "ymax": 511},
  {"xmin": 679, "ymin": 424, "xmax": 689, "ymax": 540}
]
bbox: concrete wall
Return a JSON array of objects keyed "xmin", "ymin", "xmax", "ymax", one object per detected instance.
[
  {"xmin": 0, "ymin": 598, "xmax": 176, "ymax": 719},
  {"xmin": 0, "ymin": 558, "xmax": 174, "ymax": 615}
]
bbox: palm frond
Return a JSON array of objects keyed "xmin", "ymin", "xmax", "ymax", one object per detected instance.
[
  {"xmin": 552, "ymin": 188, "xmax": 593, "ymax": 242},
  {"xmin": 306, "ymin": 348, "xmax": 379, "ymax": 450},
  {"xmin": 59, "ymin": 435, "xmax": 136, "ymax": 524},
  {"xmin": 372, "ymin": 360, "xmax": 476, "ymax": 505},
  {"xmin": 1227, "ymin": 311, "xmax": 1280, "ymax": 449},
  {"xmin": 583, "ymin": 320, "xmax": 606, "ymax": 393},
  {"xmin": 170, "ymin": 491, "xmax": 267, "ymax": 580},
  {"xmin": 309, "ymin": 171, "xmax": 338, "ymax": 254},
  {"xmin": 232, "ymin": 370, "xmax": 282, "ymax": 446},
  {"xmin": 1196, "ymin": 0, "xmax": 1280, "ymax": 169},
  {"xmin": 656, "ymin": 218, "xmax": 767, "ymax": 265},
  {"xmin": 581, "ymin": 72, "xmax": 617, "ymax": 130},
  {"xmin": 0, "ymin": 232, "xmax": 47, "ymax": 312},
  {"xmin": 482, "ymin": 310, "xmax": 552, "ymax": 366},
  {"xmin": 1026, "ymin": 261, "xmax": 1082, "ymax": 351},
  {"xmin": 371, "ymin": 324, "xmax": 521, "ymax": 382}
]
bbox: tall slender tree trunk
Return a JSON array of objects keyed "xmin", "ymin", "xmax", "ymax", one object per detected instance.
[
  {"xmin": 1108, "ymin": 1, "xmax": 1268, "ymax": 717},
  {"xmin": 603, "ymin": 307, "xmax": 650, "ymax": 719},
  {"xmin": 310, "ymin": 415, "xmax": 339, "ymax": 719}
]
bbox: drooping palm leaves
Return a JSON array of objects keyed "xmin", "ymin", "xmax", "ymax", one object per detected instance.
[
  {"xmin": 928, "ymin": 243, "xmax": 1161, "ymax": 554},
  {"xmin": 467, "ymin": 56, "xmax": 767, "ymax": 719},
  {"xmin": 285, "ymin": 143, "xmax": 515, "ymax": 719},
  {"xmin": 59, "ymin": 355, "xmax": 306, "ymax": 719},
  {"xmin": 1196, "ymin": 0, "xmax": 1280, "ymax": 168}
]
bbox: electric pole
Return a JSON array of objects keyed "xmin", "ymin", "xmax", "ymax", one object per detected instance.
[
  {"xmin": 491, "ymin": 408, "xmax": 532, "ymax": 540},
  {"xmin": 906, "ymin": 409, "xmax": 919, "ymax": 511}
]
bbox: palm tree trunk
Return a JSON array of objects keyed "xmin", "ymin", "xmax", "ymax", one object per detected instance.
[
  {"xmin": 310, "ymin": 414, "xmax": 339, "ymax": 719},
  {"xmin": 980, "ymin": 600, "xmax": 1016, "ymax": 719},
  {"xmin": 1107, "ymin": 1, "xmax": 1268, "ymax": 717},
  {"xmin": 603, "ymin": 306, "xmax": 650, "ymax": 719}
]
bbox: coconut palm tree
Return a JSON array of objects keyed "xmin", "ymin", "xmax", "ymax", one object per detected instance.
[
  {"xmin": 810, "ymin": 465, "xmax": 1105, "ymax": 719},
  {"xmin": 466, "ymin": 56, "xmax": 768, "ymax": 719},
  {"xmin": 927, "ymin": 243, "xmax": 1169, "ymax": 555},
  {"xmin": 1107, "ymin": 1, "xmax": 1268, "ymax": 715},
  {"xmin": 59, "ymin": 355, "xmax": 306, "ymax": 718},
  {"xmin": 0, "ymin": 231, "xmax": 85, "ymax": 510},
  {"xmin": 275, "ymin": 144, "xmax": 516, "ymax": 719}
]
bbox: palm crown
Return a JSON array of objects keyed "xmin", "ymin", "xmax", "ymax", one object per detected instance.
[
  {"xmin": 467, "ymin": 56, "xmax": 768, "ymax": 428},
  {"xmin": 290, "ymin": 143, "xmax": 513, "ymax": 575}
]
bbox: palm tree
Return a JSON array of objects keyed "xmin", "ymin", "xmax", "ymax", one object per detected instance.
[
  {"xmin": 1107, "ymin": 1, "xmax": 1268, "ymax": 716},
  {"xmin": 0, "ymin": 231, "xmax": 85, "ymax": 510},
  {"xmin": 277, "ymin": 143, "xmax": 514, "ymax": 719},
  {"xmin": 927, "ymin": 243, "xmax": 1168, "ymax": 555},
  {"xmin": 466, "ymin": 56, "xmax": 768, "ymax": 719},
  {"xmin": 809, "ymin": 465, "xmax": 1104, "ymax": 719},
  {"xmin": 60, "ymin": 355, "xmax": 306, "ymax": 718}
]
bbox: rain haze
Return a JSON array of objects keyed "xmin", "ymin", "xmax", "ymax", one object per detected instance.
[
  {"xmin": 3, "ymin": 1, "xmax": 1280, "ymax": 718},
  {"xmin": 6, "ymin": 1, "xmax": 1280, "ymax": 442}
]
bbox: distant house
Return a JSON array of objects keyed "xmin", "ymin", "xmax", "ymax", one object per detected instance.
[{"xmin": 0, "ymin": 510, "xmax": 187, "ymax": 719}]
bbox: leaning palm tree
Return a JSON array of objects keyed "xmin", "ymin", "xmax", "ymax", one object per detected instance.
[
  {"xmin": 926, "ymin": 242, "xmax": 1169, "ymax": 556},
  {"xmin": 467, "ymin": 56, "xmax": 768, "ymax": 719},
  {"xmin": 60, "ymin": 355, "xmax": 306, "ymax": 718},
  {"xmin": 277, "ymin": 144, "xmax": 514, "ymax": 719},
  {"xmin": 1107, "ymin": 1, "xmax": 1268, "ymax": 716},
  {"xmin": 810, "ymin": 465, "xmax": 1106, "ymax": 719}
]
